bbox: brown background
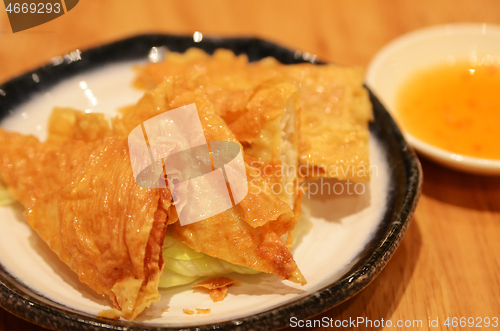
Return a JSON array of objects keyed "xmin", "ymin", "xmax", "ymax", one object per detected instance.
[{"xmin": 1, "ymin": 1, "xmax": 500, "ymax": 330}]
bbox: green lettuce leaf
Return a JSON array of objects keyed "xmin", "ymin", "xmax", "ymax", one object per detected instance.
[
  {"xmin": 0, "ymin": 185, "xmax": 15, "ymax": 206},
  {"xmin": 159, "ymin": 234, "xmax": 259, "ymax": 288}
]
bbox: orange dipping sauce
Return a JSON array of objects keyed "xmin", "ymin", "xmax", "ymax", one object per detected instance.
[{"xmin": 396, "ymin": 61, "xmax": 500, "ymax": 160}]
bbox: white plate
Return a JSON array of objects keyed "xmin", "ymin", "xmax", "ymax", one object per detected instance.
[{"xmin": 0, "ymin": 35, "xmax": 421, "ymax": 331}]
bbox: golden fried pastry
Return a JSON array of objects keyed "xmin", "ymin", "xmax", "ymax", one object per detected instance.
[
  {"xmin": 116, "ymin": 76, "xmax": 305, "ymax": 282},
  {"xmin": 0, "ymin": 72, "xmax": 306, "ymax": 320},
  {"xmin": 268, "ymin": 63, "xmax": 372, "ymax": 182},
  {"xmin": 134, "ymin": 48, "xmax": 372, "ymax": 182},
  {"xmin": 134, "ymin": 48, "xmax": 255, "ymax": 91},
  {"xmin": 0, "ymin": 129, "xmax": 169, "ymax": 320},
  {"xmin": 136, "ymin": 51, "xmax": 304, "ymax": 228}
]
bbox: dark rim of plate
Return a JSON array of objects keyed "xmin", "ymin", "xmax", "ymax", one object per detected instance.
[{"xmin": 0, "ymin": 34, "xmax": 422, "ymax": 331}]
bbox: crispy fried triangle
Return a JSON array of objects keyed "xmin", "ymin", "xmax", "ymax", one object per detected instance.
[
  {"xmin": 0, "ymin": 129, "xmax": 169, "ymax": 320},
  {"xmin": 115, "ymin": 77, "xmax": 305, "ymax": 283},
  {"xmin": 136, "ymin": 58, "xmax": 303, "ymax": 225},
  {"xmin": 0, "ymin": 72, "xmax": 306, "ymax": 319},
  {"xmin": 134, "ymin": 48, "xmax": 372, "ymax": 182},
  {"xmin": 270, "ymin": 63, "xmax": 373, "ymax": 182}
]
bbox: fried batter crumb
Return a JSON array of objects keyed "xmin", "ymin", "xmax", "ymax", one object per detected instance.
[
  {"xmin": 161, "ymin": 309, "xmax": 169, "ymax": 313},
  {"xmin": 193, "ymin": 277, "xmax": 242, "ymax": 302},
  {"xmin": 196, "ymin": 308, "xmax": 211, "ymax": 314},
  {"xmin": 183, "ymin": 308, "xmax": 195, "ymax": 315}
]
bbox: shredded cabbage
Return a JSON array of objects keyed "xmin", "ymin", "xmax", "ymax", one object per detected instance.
[
  {"xmin": 159, "ymin": 234, "xmax": 259, "ymax": 288},
  {"xmin": 0, "ymin": 185, "xmax": 15, "ymax": 206}
]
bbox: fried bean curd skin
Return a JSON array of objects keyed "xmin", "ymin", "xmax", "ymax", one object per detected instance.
[
  {"xmin": 115, "ymin": 77, "xmax": 305, "ymax": 284},
  {"xmin": 0, "ymin": 53, "xmax": 320, "ymax": 320},
  {"xmin": 0, "ymin": 129, "xmax": 171, "ymax": 320},
  {"xmin": 134, "ymin": 48, "xmax": 372, "ymax": 182}
]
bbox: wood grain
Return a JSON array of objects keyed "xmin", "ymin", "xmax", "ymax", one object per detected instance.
[{"xmin": 1, "ymin": 1, "xmax": 500, "ymax": 330}]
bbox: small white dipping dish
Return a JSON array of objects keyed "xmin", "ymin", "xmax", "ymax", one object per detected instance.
[{"xmin": 366, "ymin": 23, "xmax": 500, "ymax": 175}]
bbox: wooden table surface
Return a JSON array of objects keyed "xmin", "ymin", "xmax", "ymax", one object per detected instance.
[{"xmin": 1, "ymin": 1, "xmax": 500, "ymax": 330}]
